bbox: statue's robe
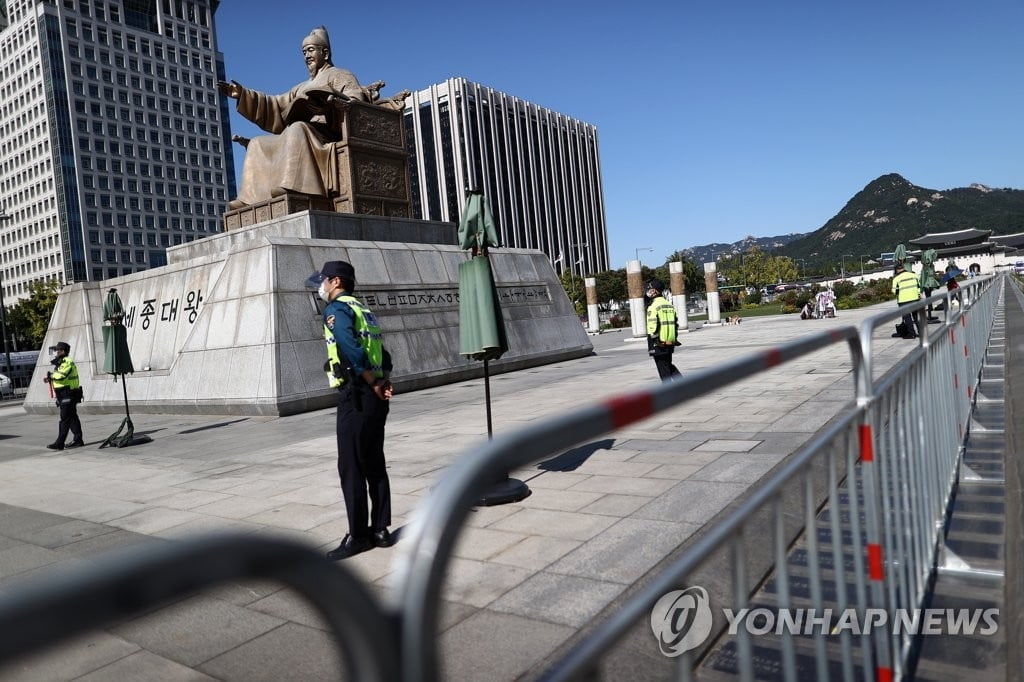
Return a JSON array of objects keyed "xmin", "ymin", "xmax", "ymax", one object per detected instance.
[{"xmin": 233, "ymin": 66, "xmax": 367, "ymax": 205}]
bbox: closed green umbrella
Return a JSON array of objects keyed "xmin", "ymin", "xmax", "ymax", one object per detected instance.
[
  {"xmin": 100, "ymin": 288, "xmax": 150, "ymax": 448},
  {"xmin": 457, "ymin": 190, "xmax": 528, "ymax": 505}
]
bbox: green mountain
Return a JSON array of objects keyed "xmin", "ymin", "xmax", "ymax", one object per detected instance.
[
  {"xmin": 781, "ymin": 173, "xmax": 1024, "ymax": 267},
  {"xmin": 680, "ymin": 233, "xmax": 806, "ymax": 266}
]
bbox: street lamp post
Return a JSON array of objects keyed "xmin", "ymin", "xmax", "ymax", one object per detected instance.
[
  {"xmin": 570, "ymin": 242, "xmax": 589, "ymax": 308},
  {"xmin": 795, "ymin": 259, "xmax": 806, "ymax": 280},
  {"xmin": 860, "ymin": 254, "xmax": 871, "ymax": 279},
  {"xmin": 0, "ymin": 208, "xmax": 12, "ymax": 379},
  {"xmin": 841, "ymin": 254, "xmax": 854, "ymax": 282},
  {"xmin": 635, "ymin": 247, "xmax": 653, "ymax": 269}
]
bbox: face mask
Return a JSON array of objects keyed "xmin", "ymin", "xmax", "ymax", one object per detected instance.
[{"xmin": 318, "ymin": 281, "xmax": 331, "ymax": 302}]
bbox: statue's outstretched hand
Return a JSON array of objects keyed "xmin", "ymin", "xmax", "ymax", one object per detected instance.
[{"xmin": 217, "ymin": 80, "xmax": 242, "ymax": 99}]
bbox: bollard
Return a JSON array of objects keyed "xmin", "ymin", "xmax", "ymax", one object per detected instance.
[
  {"xmin": 669, "ymin": 261, "xmax": 689, "ymax": 333},
  {"xmin": 704, "ymin": 261, "xmax": 722, "ymax": 325},
  {"xmin": 585, "ymin": 277, "xmax": 600, "ymax": 333},
  {"xmin": 627, "ymin": 260, "xmax": 646, "ymax": 337}
]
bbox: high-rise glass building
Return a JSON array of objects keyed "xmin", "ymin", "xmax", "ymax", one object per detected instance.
[
  {"xmin": 404, "ymin": 78, "xmax": 609, "ymax": 276},
  {"xmin": 0, "ymin": 0, "xmax": 234, "ymax": 302}
]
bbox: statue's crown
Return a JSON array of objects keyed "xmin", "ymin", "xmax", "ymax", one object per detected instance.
[{"xmin": 302, "ymin": 26, "xmax": 331, "ymax": 53}]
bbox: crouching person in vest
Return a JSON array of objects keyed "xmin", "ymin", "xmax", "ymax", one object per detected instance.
[
  {"xmin": 645, "ymin": 279, "xmax": 681, "ymax": 381},
  {"xmin": 43, "ymin": 341, "xmax": 85, "ymax": 450},
  {"xmin": 307, "ymin": 260, "xmax": 394, "ymax": 560}
]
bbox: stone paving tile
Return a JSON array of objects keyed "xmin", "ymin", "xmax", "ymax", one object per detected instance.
[
  {"xmin": 245, "ymin": 501, "xmax": 346, "ymax": 531},
  {"xmin": 643, "ymin": 463, "xmax": 705, "ymax": 480},
  {"xmin": 566, "ymin": 474, "xmax": 678, "ymax": 497},
  {"xmin": 627, "ymin": 450, "xmax": 722, "ymax": 467},
  {"xmin": 109, "ymin": 594, "xmax": 285, "ymax": 667},
  {"xmin": 452, "ymin": 527, "xmax": 529, "ymax": 561},
  {"xmin": 199, "ymin": 622, "xmax": 343, "ymax": 681},
  {"xmin": 517, "ymin": 471, "xmax": 592, "ymax": 491},
  {"xmin": 633, "ymin": 480, "xmax": 750, "ymax": 525},
  {"xmin": 190, "ymin": 495, "xmax": 284, "ymax": 520},
  {"xmin": 578, "ymin": 493, "xmax": 654, "ymax": 517},
  {"xmin": 440, "ymin": 610, "xmax": 576, "ymax": 682},
  {"xmin": 689, "ymin": 452, "xmax": 787, "ymax": 483},
  {"xmin": 692, "ymin": 439, "xmax": 762, "ymax": 452},
  {"xmin": 488, "ymin": 570, "xmax": 624, "ymax": 627},
  {"xmin": 54, "ymin": 528, "xmax": 162, "ymax": 561},
  {"xmin": 511, "ymin": 488, "xmax": 601, "ymax": 512},
  {"xmin": 148, "ymin": 489, "xmax": 233, "ymax": 511},
  {"xmin": 220, "ymin": 478, "xmax": 308, "ymax": 498},
  {"xmin": 267, "ymin": 484, "xmax": 340, "ymax": 507},
  {"xmin": 571, "ymin": 459, "xmax": 662, "ymax": 478},
  {"xmin": 490, "ymin": 508, "xmax": 618, "ymax": 541},
  {"xmin": 488, "ymin": 535, "xmax": 583, "ymax": 571},
  {"xmin": 78, "ymin": 650, "xmax": 217, "ymax": 681},
  {"xmin": 0, "ymin": 543, "xmax": 63, "ymax": 579},
  {"xmin": 547, "ymin": 517, "xmax": 698, "ymax": 584},
  {"xmin": 0, "ymin": 631, "xmax": 140, "ymax": 681},
  {"xmin": 440, "ymin": 557, "xmax": 532, "ymax": 608},
  {"xmin": 106, "ymin": 508, "xmax": 203, "ymax": 535},
  {"xmin": 247, "ymin": 588, "xmax": 331, "ymax": 631},
  {"xmin": 150, "ymin": 516, "xmax": 264, "ymax": 541}
]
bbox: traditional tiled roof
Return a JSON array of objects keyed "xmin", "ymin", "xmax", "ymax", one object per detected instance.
[{"xmin": 909, "ymin": 228, "xmax": 992, "ymax": 247}]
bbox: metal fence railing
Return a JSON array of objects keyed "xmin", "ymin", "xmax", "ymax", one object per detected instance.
[
  {"xmin": 393, "ymin": 274, "xmax": 999, "ymax": 682},
  {"xmin": 0, "ymin": 275, "xmax": 1001, "ymax": 682}
]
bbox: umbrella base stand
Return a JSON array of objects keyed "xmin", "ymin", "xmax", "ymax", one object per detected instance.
[
  {"xmin": 99, "ymin": 416, "xmax": 153, "ymax": 449},
  {"xmin": 477, "ymin": 474, "xmax": 531, "ymax": 506}
]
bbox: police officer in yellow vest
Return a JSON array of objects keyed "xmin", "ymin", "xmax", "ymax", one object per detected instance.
[
  {"xmin": 307, "ymin": 261, "xmax": 394, "ymax": 560},
  {"xmin": 645, "ymin": 279, "xmax": 681, "ymax": 381},
  {"xmin": 43, "ymin": 341, "xmax": 85, "ymax": 450},
  {"xmin": 891, "ymin": 262, "xmax": 922, "ymax": 339}
]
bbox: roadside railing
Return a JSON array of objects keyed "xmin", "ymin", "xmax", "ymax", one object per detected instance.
[
  {"xmin": 393, "ymin": 274, "xmax": 999, "ymax": 681},
  {"xmin": 0, "ymin": 275, "xmax": 1000, "ymax": 682}
]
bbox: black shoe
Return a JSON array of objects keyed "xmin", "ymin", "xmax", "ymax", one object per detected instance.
[
  {"xmin": 326, "ymin": 534, "xmax": 374, "ymax": 560},
  {"xmin": 891, "ymin": 332, "xmax": 901, "ymax": 338},
  {"xmin": 46, "ymin": 442, "xmax": 64, "ymax": 451},
  {"xmin": 66, "ymin": 441, "xmax": 85, "ymax": 449},
  {"xmin": 372, "ymin": 528, "xmax": 393, "ymax": 548}
]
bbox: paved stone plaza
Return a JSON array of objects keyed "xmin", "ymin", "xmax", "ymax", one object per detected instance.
[{"xmin": 0, "ymin": 303, "xmax": 932, "ymax": 680}]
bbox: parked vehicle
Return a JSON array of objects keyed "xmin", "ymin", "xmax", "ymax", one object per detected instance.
[{"xmin": 0, "ymin": 373, "xmax": 13, "ymax": 397}]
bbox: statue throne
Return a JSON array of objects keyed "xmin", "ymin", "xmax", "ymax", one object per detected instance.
[{"xmin": 223, "ymin": 86, "xmax": 413, "ymax": 230}]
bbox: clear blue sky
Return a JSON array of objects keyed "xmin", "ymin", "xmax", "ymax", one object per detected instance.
[{"xmin": 215, "ymin": 0, "xmax": 1024, "ymax": 269}]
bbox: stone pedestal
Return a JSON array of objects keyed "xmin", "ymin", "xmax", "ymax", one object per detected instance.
[{"xmin": 24, "ymin": 213, "xmax": 592, "ymax": 417}]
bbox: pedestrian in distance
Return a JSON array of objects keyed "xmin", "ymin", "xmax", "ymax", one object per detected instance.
[
  {"xmin": 43, "ymin": 341, "xmax": 85, "ymax": 450},
  {"xmin": 891, "ymin": 262, "xmax": 922, "ymax": 339},
  {"xmin": 306, "ymin": 260, "xmax": 395, "ymax": 560},
  {"xmin": 645, "ymin": 279, "xmax": 681, "ymax": 381}
]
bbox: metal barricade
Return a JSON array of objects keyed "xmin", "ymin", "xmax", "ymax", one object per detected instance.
[
  {"xmin": 393, "ymin": 275, "xmax": 999, "ymax": 682},
  {"xmin": 0, "ymin": 535, "xmax": 400, "ymax": 681}
]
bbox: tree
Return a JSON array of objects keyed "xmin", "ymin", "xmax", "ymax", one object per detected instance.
[
  {"xmin": 559, "ymin": 269, "xmax": 586, "ymax": 315},
  {"xmin": 594, "ymin": 268, "xmax": 628, "ymax": 304},
  {"xmin": 5, "ymin": 279, "xmax": 61, "ymax": 349},
  {"xmin": 663, "ymin": 251, "xmax": 704, "ymax": 293}
]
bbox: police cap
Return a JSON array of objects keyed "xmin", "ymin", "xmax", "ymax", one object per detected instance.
[
  {"xmin": 646, "ymin": 279, "xmax": 664, "ymax": 293},
  {"xmin": 305, "ymin": 260, "xmax": 355, "ymax": 288}
]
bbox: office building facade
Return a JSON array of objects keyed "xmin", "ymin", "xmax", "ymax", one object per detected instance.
[
  {"xmin": 404, "ymin": 78, "xmax": 609, "ymax": 276},
  {"xmin": 0, "ymin": 0, "xmax": 234, "ymax": 302}
]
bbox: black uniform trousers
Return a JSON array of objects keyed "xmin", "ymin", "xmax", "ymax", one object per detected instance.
[
  {"xmin": 651, "ymin": 346, "xmax": 681, "ymax": 381},
  {"xmin": 336, "ymin": 382, "xmax": 391, "ymax": 540},
  {"xmin": 897, "ymin": 301, "xmax": 921, "ymax": 338},
  {"xmin": 55, "ymin": 387, "xmax": 83, "ymax": 445}
]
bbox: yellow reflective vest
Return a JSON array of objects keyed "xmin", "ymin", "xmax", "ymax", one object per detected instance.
[
  {"xmin": 323, "ymin": 294, "xmax": 385, "ymax": 389},
  {"xmin": 892, "ymin": 270, "xmax": 921, "ymax": 303},
  {"xmin": 50, "ymin": 357, "xmax": 80, "ymax": 389},
  {"xmin": 646, "ymin": 295, "xmax": 678, "ymax": 345}
]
